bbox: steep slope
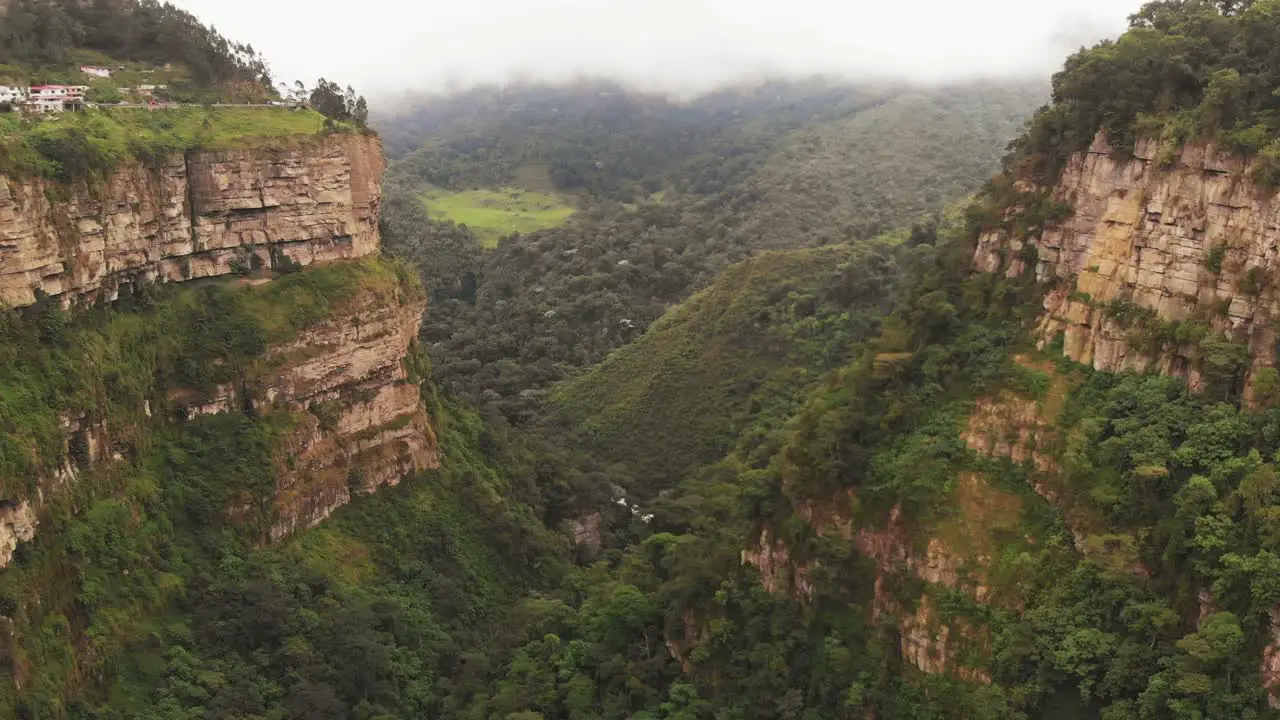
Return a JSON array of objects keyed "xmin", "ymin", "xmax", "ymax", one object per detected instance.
[
  {"xmin": 443, "ymin": 5, "xmax": 1280, "ymax": 719},
  {"xmin": 547, "ymin": 241, "xmax": 902, "ymax": 497},
  {"xmin": 975, "ymin": 133, "xmax": 1278, "ymax": 402},
  {"xmin": 0, "ymin": 129, "xmax": 442, "ymax": 714},
  {"xmin": 0, "ymin": 132, "xmax": 383, "ymax": 307}
]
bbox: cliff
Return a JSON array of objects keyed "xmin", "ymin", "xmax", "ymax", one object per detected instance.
[
  {"xmin": 973, "ymin": 134, "xmax": 1280, "ymax": 398},
  {"xmin": 0, "ymin": 133, "xmax": 384, "ymax": 308},
  {"xmin": 0, "ymin": 133, "xmax": 437, "ymax": 566},
  {"xmin": 743, "ymin": 475, "xmax": 1021, "ymax": 681},
  {"xmin": 178, "ymin": 267, "xmax": 438, "ymax": 539}
]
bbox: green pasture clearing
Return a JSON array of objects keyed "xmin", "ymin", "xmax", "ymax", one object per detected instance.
[{"xmin": 419, "ymin": 186, "xmax": 576, "ymax": 247}]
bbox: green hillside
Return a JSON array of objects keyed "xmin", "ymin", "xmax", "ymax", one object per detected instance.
[
  {"xmin": 548, "ymin": 241, "xmax": 903, "ymax": 496},
  {"xmin": 20, "ymin": 1, "xmax": 1280, "ymax": 718},
  {"xmin": 384, "ymin": 81, "xmax": 1043, "ymax": 422}
]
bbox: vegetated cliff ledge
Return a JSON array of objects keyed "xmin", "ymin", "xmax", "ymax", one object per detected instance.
[
  {"xmin": 741, "ymin": 474, "xmax": 1020, "ymax": 682},
  {"xmin": 182, "ymin": 279, "xmax": 440, "ymax": 541},
  {"xmin": 0, "ymin": 258, "xmax": 438, "ymax": 567},
  {"xmin": 974, "ymin": 133, "xmax": 1280, "ymax": 400},
  {"xmin": 0, "ymin": 132, "xmax": 384, "ymax": 308}
]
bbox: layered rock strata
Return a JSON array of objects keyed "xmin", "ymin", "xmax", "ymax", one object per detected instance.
[
  {"xmin": 973, "ymin": 134, "xmax": 1280, "ymax": 396},
  {"xmin": 0, "ymin": 133, "xmax": 383, "ymax": 308}
]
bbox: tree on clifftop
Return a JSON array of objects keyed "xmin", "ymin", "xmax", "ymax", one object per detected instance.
[{"xmin": 307, "ymin": 78, "xmax": 369, "ymax": 127}]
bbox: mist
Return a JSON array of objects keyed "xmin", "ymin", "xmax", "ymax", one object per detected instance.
[{"xmin": 172, "ymin": 0, "xmax": 1141, "ymax": 99}]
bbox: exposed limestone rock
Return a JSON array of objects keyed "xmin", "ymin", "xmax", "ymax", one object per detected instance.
[
  {"xmin": 741, "ymin": 528, "xmax": 815, "ymax": 598},
  {"xmin": 267, "ymin": 295, "xmax": 436, "ymax": 540},
  {"xmin": 853, "ymin": 499, "xmax": 996, "ymax": 683},
  {"xmin": 0, "ymin": 133, "xmax": 438, "ymax": 560},
  {"xmin": 898, "ymin": 597, "xmax": 991, "ymax": 684},
  {"xmin": 0, "ymin": 134, "xmax": 384, "ymax": 308},
  {"xmin": 0, "ymin": 502, "xmax": 36, "ymax": 569},
  {"xmin": 962, "ymin": 358, "xmax": 1154, "ymax": 577},
  {"xmin": 973, "ymin": 134, "xmax": 1280, "ymax": 397},
  {"xmin": 569, "ymin": 512, "xmax": 604, "ymax": 556},
  {"xmin": 1265, "ymin": 610, "xmax": 1280, "ymax": 708}
]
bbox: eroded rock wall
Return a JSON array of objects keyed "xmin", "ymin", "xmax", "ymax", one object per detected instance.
[
  {"xmin": 0, "ymin": 132, "xmax": 441, "ymax": 564},
  {"xmin": 263, "ymin": 293, "xmax": 438, "ymax": 539},
  {"xmin": 0, "ymin": 133, "xmax": 384, "ymax": 308},
  {"xmin": 973, "ymin": 134, "xmax": 1280, "ymax": 395},
  {"xmin": 172, "ymin": 277, "xmax": 437, "ymax": 540}
]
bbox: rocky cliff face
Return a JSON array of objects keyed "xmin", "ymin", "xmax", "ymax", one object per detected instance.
[
  {"xmin": 0, "ymin": 133, "xmax": 383, "ymax": 308},
  {"xmin": 742, "ymin": 475, "xmax": 1018, "ymax": 681},
  {"xmin": 262, "ymin": 290, "xmax": 437, "ymax": 539},
  {"xmin": 973, "ymin": 134, "xmax": 1280, "ymax": 397},
  {"xmin": 0, "ymin": 134, "xmax": 439, "ymax": 565},
  {"xmin": 172, "ymin": 274, "xmax": 438, "ymax": 541}
]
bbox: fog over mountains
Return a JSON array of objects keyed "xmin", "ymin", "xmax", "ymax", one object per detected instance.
[{"xmin": 173, "ymin": 0, "xmax": 1139, "ymax": 97}]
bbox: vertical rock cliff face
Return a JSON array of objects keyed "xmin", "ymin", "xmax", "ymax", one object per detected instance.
[
  {"xmin": 973, "ymin": 134, "xmax": 1280, "ymax": 397},
  {"xmin": 974, "ymin": 148, "xmax": 1280, "ymax": 699},
  {"xmin": 261, "ymin": 291, "xmax": 438, "ymax": 540},
  {"xmin": 0, "ymin": 133, "xmax": 438, "ymax": 565},
  {"xmin": 0, "ymin": 134, "xmax": 384, "ymax": 308},
  {"xmin": 172, "ymin": 274, "xmax": 439, "ymax": 542},
  {"xmin": 742, "ymin": 476, "xmax": 1018, "ymax": 681}
]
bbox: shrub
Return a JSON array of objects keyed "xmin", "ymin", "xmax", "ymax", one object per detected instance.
[{"xmin": 1206, "ymin": 244, "xmax": 1227, "ymax": 275}]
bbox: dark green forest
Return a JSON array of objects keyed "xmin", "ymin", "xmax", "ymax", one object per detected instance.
[
  {"xmin": 12, "ymin": 1, "xmax": 1280, "ymax": 719},
  {"xmin": 0, "ymin": 0, "xmax": 269, "ymax": 85},
  {"xmin": 381, "ymin": 81, "xmax": 1042, "ymax": 422}
]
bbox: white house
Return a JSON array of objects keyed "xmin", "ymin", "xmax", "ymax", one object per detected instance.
[
  {"xmin": 0, "ymin": 85, "xmax": 25, "ymax": 104},
  {"xmin": 80, "ymin": 65, "xmax": 112, "ymax": 79},
  {"xmin": 26, "ymin": 85, "xmax": 88, "ymax": 112}
]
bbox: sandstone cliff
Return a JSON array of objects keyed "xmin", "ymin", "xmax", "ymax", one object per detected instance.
[
  {"xmin": 973, "ymin": 134, "xmax": 1280, "ymax": 397},
  {"xmin": 0, "ymin": 133, "xmax": 384, "ymax": 308},
  {"xmin": 0, "ymin": 133, "xmax": 440, "ymax": 566},
  {"xmin": 742, "ymin": 475, "xmax": 1019, "ymax": 681}
]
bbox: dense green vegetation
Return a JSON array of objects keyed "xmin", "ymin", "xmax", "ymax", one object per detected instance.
[
  {"xmin": 0, "ymin": 0, "xmax": 371, "ymax": 182},
  {"xmin": 18, "ymin": 2, "xmax": 1280, "ymax": 718},
  {"xmin": 71, "ymin": 402, "xmax": 561, "ymax": 720},
  {"xmin": 547, "ymin": 239, "xmax": 909, "ymax": 497},
  {"xmin": 0, "ymin": 257, "xmax": 415, "ymax": 507},
  {"xmin": 0, "ymin": 106, "xmax": 344, "ymax": 181},
  {"xmin": 1015, "ymin": 0, "xmax": 1280, "ymax": 182},
  {"xmin": 0, "ymin": 257, "xmax": 432, "ymax": 717},
  {"xmin": 0, "ymin": 0, "xmax": 269, "ymax": 87},
  {"xmin": 382, "ymin": 82, "xmax": 1042, "ymax": 421}
]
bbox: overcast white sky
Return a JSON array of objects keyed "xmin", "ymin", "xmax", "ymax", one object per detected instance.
[{"xmin": 172, "ymin": 0, "xmax": 1143, "ymax": 99}]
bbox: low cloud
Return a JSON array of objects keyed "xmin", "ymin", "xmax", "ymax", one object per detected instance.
[{"xmin": 174, "ymin": 0, "xmax": 1140, "ymax": 98}]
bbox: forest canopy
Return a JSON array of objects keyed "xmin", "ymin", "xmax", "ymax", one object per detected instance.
[
  {"xmin": 0, "ymin": 0, "xmax": 271, "ymax": 86},
  {"xmin": 1015, "ymin": 0, "xmax": 1280, "ymax": 181}
]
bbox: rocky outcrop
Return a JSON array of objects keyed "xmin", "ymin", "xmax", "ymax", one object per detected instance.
[
  {"xmin": 744, "ymin": 475, "xmax": 1018, "ymax": 681},
  {"xmin": 0, "ymin": 502, "xmax": 36, "ymax": 569},
  {"xmin": 973, "ymin": 134, "xmax": 1280, "ymax": 396},
  {"xmin": 266, "ymin": 294, "xmax": 437, "ymax": 539},
  {"xmin": 0, "ymin": 132, "xmax": 439, "ymax": 562},
  {"xmin": 569, "ymin": 512, "xmax": 604, "ymax": 556},
  {"xmin": 0, "ymin": 133, "xmax": 383, "ymax": 308},
  {"xmin": 170, "ymin": 279, "xmax": 438, "ymax": 540}
]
